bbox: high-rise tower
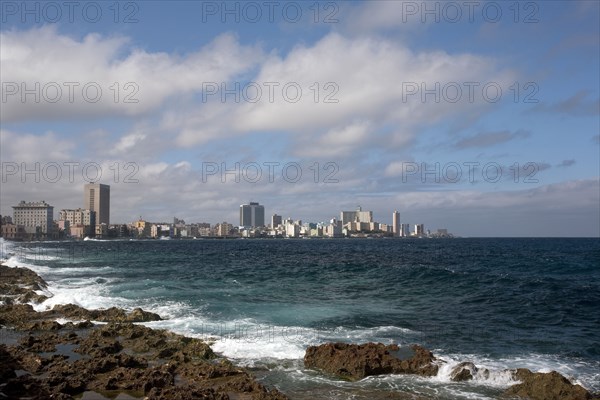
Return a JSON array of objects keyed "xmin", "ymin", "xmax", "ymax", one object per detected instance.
[
  {"xmin": 239, "ymin": 202, "xmax": 265, "ymax": 228},
  {"xmin": 84, "ymin": 183, "xmax": 110, "ymax": 225},
  {"xmin": 393, "ymin": 210, "xmax": 400, "ymax": 237}
]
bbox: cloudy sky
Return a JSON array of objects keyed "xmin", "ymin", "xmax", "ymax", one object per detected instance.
[{"xmin": 1, "ymin": 1, "xmax": 598, "ymax": 236}]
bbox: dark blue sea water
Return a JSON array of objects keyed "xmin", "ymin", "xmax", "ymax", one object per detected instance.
[{"xmin": 2, "ymin": 238, "xmax": 599, "ymax": 399}]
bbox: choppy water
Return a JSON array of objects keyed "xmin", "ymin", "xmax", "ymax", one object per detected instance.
[{"xmin": 2, "ymin": 237, "xmax": 599, "ymax": 399}]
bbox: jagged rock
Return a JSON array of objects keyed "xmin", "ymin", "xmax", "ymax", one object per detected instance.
[
  {"xmin": 145, "ymin": 386, "xmax": 229, "ymax": 400},
  {"xmin": 0, "ymin": 264, "xmax": 50, "ymax": 306},
  {"xmin": 18, "ymin": 332, "xmax": 63, "ymax": 352},
  {"xmin": 21, "ymin": 320, "xmax": 63, "ymax": 331},
  {"xmin": 0, "ymin": 303, "xmax": 37, "ymax": 327},
  {"xmin": 304, "ymin": 342, "xmax": 439, "ymax": 381},
  {"xmin": 504, "ymin": 368, "xmax": 592, "ymax": 400},
  {"xmin": 46, "ymin": 304, "xmax": 161, "ymax": 322},
  {"xmin": 0, "ymin": 344, "xmax": 18, "ymax": 380},
  {"xmin": 0, "ymin": 264, "xmax": 289, "ymax": 400},
  {"xmin": 450, "ymin": 361, "xmax": 490, "ymax": 382},
  {"xmin": 127, "ymin": 307, "xmax": 162, "ymax": 322}
]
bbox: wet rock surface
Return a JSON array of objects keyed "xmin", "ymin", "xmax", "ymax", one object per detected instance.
[
  {"xmin": 0, "ymin": 264, "xmax": 288, "ymax": 400},
  {"xmin": 303, "ymin": 342, "xmax": 439, "ymax": 381},
  {"xmin": 304, "ymin": 343, "xmax": 598, "ymax": 399},
  {"xmin": 449, "ymin": 361, "xmax": 489, "ymax": 382},
  {"xmin": 503, "ymin": 368, "xmax": 595, "ymax": 400},
  {"xmin": 0, "ymin": 264, "xmax": 49, "ymax": 304}
]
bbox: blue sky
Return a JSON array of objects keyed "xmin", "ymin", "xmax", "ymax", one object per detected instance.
[{"xmin": 1, "ymin": 1, "xmax": 599, "ymax": 236}]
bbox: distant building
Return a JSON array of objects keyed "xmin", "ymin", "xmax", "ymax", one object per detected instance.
[
  {"xmin": 285, "ymin": 221, "xmax": 300, "ymax": 238},
  {"xmin": 60, "ymin": 208, "xmax": 95, "ymax": 233},
  {"xmin": 60, "ymin": 208, "xmax": 96, "ymax": 238},
  {"xmin": 84, "ymin": 183, "xmax": 110, "ymax": 225},
  {"xmin": 95, "ymin": 223, "xmax": 109, "ymax": 238},
  {"xmin": 341, "ymin": 206, "xmax": 373, "ymax": 224},
  {"xmin": 392, "ymin": 210, "xmax": 400, "ymax": 237},
  {"xmin": 239, "ymin": 202, "xmax": 265, "ymax": 228},
  {"xmin": 326, "ymin": 218, "xmax": 343, "ymax": 238},
  {"xmin": 12, "ymin": 200, "xmax": 54, "ymax": 239},
  {"xmin": 1, "ymin": 224, "xmax": 26, "ymax": 241},
  {"xmin": 401, "ymin": 223, "xmax": 411, "ymax": 237},
  {"xmin": 271, "ymin": 214, "xmax": 282, "ymax": 228},
  {"xmin": 135, "ymin": 218, "xmax": 151, "ymax": 238},
  {"xmin": 56, "ymin": 220, "xmax": 70, "ymax": 235},
  {"xmin": 414, "ymin": 224, "xmax": 425, "ymax": 237},
  {"xmin": 70, "ymin": 225, "xmax": 87, "ymax": 239},
  {"xmin": 216, "ymin": 222, "xmax": 233, "ymax": 237},
  {"xmin": 150, "ymin": 224, "xmax": 171, "ymax": 238}
]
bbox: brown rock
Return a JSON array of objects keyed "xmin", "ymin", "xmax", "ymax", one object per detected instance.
[
  {"xmin": 145, "ymin": 385, "xmax": 229, "ymax": 400},
  {"xmin": 304, "ymin": 342, "xmax": 439, "ymax": 381},
  {"xmin": 46, "ymin": 303, "xmax": 161, "ymax": 323},
  {"xmin": 0, "ymin": 265, "xmax": 287, "ymax": 399},
  {"xmin": 18, "ymin": 332, "xmax": 62, "ymax": 352},
  {"xmin": 0, "ymin": 304, "xmax": 38, "ymax": 327},
  {"xmin": 127, "ymin": 307, "xmax": 162, "ymax": 322},
  {"xmin": 0, "ymin": 265, "xmax": 49, "ymax": 306},
  {"xmin": 0, "ymin": 344, "xmax": 18, "ymax": 380},
  {"xmin": 21, "ymin": 320, "xmax": 63, "ymax": 331},
  {"xmin": 504, "ymin": 368, "xmax": 592, "ymax": 400},
  {"xmin": 450, "ymin": 361, "xmax": 489, "ymax": 382}
]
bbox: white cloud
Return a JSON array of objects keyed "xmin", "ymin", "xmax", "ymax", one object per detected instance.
[
  {"xmin": 2, "ymin": 28, "xmax": 515, "ymax": 160},
  {"xmin": 1, "ymin": 26, "xmax": 262, "ymax": 122},
  {"xmin": 111, "ymin": 132, "xmax": 147, "ymax": 155},
  {"xmin": 0, "ymin": 129, "xmax": 76, "ymax": 163},
  {"xmin": 173, "ymin": 32, "xmax": 515, "ymax": 159}
]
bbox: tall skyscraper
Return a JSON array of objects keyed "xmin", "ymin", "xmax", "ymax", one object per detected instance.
[
  {"xmin": 271, "ymin": 214, "xmax": 282, "ymax": 228},
  {"xmin": 239, "ymin": 202, "xmax": 265, "ymax": 227},
  {"xmin": 392, "ymin": 210, "xmax": 400, "ymax": 237},
  {"xmin": 84, "ymin": 183, "xmax": 110, "ymax": 225}
]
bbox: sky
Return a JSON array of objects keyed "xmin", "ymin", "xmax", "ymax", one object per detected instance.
[{"xmin": 0, "ymin": 0, "xmax": 599, "ymax": 237}]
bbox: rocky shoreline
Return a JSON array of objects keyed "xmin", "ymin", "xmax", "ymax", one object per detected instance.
[
  {"xmin": 303, "ymin": 342, "xmax": 597, "ymax": 400},
  {"xmin": 1, "ymin": 263, "xmax": 598, "ymax": 399},
  {"xmin": 1, "ymin": 264, "xmax": 288, "ymax": 399}
]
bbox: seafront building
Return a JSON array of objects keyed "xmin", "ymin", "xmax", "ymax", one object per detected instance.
[
  {"xmin": 216, "ymin": 222, "xmax": 234, "ymax": 237},
  {"xmin": 271, "ymin": 214, "xmax": 282, "ymax": 228},
  {"xmin": 84, "ymin": 183, "xmax": 110, "ymax": 225},
  {"xmin": 400, "ymin": 223, "xmax": 411, "ymax": 237},
  {"xmin": 393, "ymin": 210, "xmax": 400, "ymax": 237},
  {"xmin": 0, "ymin": 223, "xmax": 26, "ymax": 241},
  {"xmin": 59, "ymin": 208, "xmax": 96, "ymax": 238},
  {"xmin": 12, "ymin": 200, "xmax": 55, "ymax": 240},
  {"xmin": 239, "ymin": 202, "xmax": 265, "ymax": 228},
  {"xmin": 414, "ymin": 224, "xmax": 425, "ymax": 237},
  {"xmin": 340, "ymin": 206, "xmax": 373, "ymax": 225}
]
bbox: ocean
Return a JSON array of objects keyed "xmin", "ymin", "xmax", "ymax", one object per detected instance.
[{"xmin": 1, "ymin": 237, "xmax": 599, "ymax": 399}]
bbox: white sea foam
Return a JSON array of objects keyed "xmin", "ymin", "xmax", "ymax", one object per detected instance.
[
  {"xmin": 31, "ymin": 278, "xmax": 131, "ymax": 312},
  {"xmin": 433, "ymin": 357, "xmax": 517, "ymax": 388},
  {"xmin": 431, "ymin": 352, "xmax": 600, "ymax": 392}
]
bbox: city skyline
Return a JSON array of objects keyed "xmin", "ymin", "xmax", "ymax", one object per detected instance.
[
  {"xmin": 1, "ymin": 1, "xmax": 598, "ymax": 237},
  {"xmin": 1, "ymin": 186, "xmax": 445, "ymax": 239},
  {"xmin": 2, "ymin": 194, "xmax": 430, "ymax": 233}
]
